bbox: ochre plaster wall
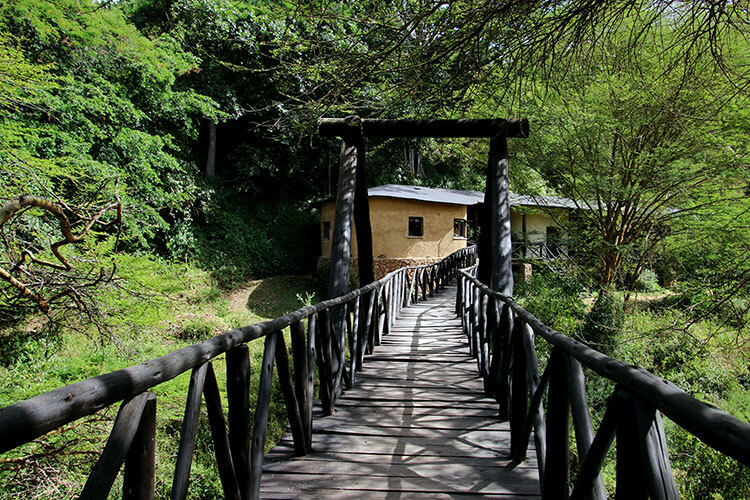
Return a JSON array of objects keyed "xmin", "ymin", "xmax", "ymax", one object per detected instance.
[{"xmin": 320, "ymin": 198, "xmax": 468, "ymax": 259}]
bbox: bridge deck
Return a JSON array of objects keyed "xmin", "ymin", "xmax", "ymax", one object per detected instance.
[{"xmin": 260, "ymin": 284, "xmax": 541, "ymax": 499}]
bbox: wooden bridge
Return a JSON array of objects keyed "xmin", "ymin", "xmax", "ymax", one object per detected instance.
[
  {"xmin": 0, "ymin": 246, "xmax": 748, "ymax": 499},
  {"xmin": 260, "ymin": 282, "xmax": 540, "ymax": 499}
]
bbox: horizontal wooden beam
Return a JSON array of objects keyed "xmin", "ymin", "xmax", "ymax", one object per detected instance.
[{"xmin": 318, "ymin": 118, "xmax": 529, "ymax": 139}]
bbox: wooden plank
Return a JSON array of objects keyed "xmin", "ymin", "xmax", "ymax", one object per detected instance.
[
  {"xmin": 311, "ymin": 422, "xmax": 511, "ymax": 437},
  {"xmin": 268, "ymin": 434, "xmax": 519, "ymax": 459},
  {"xmin": 264, "ymin": 452, "xmax": 537, "ymax": 469},
  {"xmin": 261, "ymin": 491, "xmax": 536, "ymax": 500},
  {"xmin": 262, "ymin": 283, "xmax": 539, "ymax": 499},
  {"xmin": 260, "ymin": 471, "xmax": 539, "ymax": 496},
  {"xmin": 263, "ymin": 459, "xmax": 534, "ymax": 478}
]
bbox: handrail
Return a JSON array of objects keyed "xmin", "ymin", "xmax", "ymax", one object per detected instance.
[
  {"xmin": 457, "ymin": 268, "xmax": 750, "ymax": 499},
  {"xmin": 0, "ymin": 244, "xmax": 477, "ymax": 499}
]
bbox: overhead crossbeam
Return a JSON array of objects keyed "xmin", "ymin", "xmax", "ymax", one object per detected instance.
[
  {"xmin": 319, "ymin": 115, "xmax": 528, "ymax": 304},
  {"xmin": 318, "ymin": 118, "xmax": 529, "ymax": 139}
]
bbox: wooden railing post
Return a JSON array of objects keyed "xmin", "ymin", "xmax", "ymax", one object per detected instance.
[
  {"xmin": 615, "ymin": 388, "xmax": 679, "ymax": 500},
  {"xmin": 203, "ymin": 364, "xmax": 241, "ymax": 500},
  {"xmin": 227, "ymin": 345, "xmax": 251, "ymax": 499},
  {"xmin": 81, "ymin": 392, "xmax": 155, "ymax": 500},
  {"xmin": 571, "ymin": 389, "xmax": 620, "ymax": 500},
  {"xmin": 123, "ymin": 392, "xmax": 157, "ymax": 500},
  {"xmin": 305, "ymin": 315, "xmax": 316, "ymax": 449},
  {"xmin": 274, "ymin": 333, "xmax": 307, "ymax": 456},
  {"xmin": 370, "ymin": 288, "xmax": 380, "ymax": 352},
  {"xmin": 290, "ymin": 321, "xmax": 311, "ymax": 450},
  {"xmin": 469, "ymin": 284, "xmax": 479, "ymax": 358},
  {"xmin": 363, "ymin": 289, "xmax": 375, "ymax": 361},
  {"xmin": 543, "ymin": 348, "xmax": 570, "ymax": 500},
  {"xmin": 348, "ymin": 296, "xmax": 361, "ymax": 385},
  {"xmin": 497, "ymin": 303, "xmax": 513, "ymax": 420},
  {"xmin": 509, "ymin": 319, "xmax": 529, "ymax": 456},
  {"xmin": 172, "ymin": 363, "xmax": 209, "ymax": 500},
  {"xmin": 479, "ymin": 293, "xmax": 491, "ymax": 394},
  {"xmin": 315, "ymin": 311, "xmax": 334, "ymax": 415}
]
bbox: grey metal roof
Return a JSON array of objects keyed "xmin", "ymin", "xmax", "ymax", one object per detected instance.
[{"xmin": 368, "ymin": 184, "xmax": 578, "ymax": 209}]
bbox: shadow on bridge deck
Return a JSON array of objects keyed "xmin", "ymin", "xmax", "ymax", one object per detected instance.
[{"xmin": 260, "ymin": 284, "xmax": 540, "ymax": 499}]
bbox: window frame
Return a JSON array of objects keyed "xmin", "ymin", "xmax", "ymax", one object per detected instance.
[
  {"xmin": 322, "ymin": 221, "xmax": 331, "ymax": 240},
  {"xmin": 408, "ymin": 216, "xmax": 424, "ymax": 238},
  {"xmin": 453, "ymin": 218, "xmax": 467, "ymax": 239}
]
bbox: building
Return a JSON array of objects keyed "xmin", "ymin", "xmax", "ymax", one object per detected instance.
[{"xmin": 319, "ymin": 184, "xmax": 576, "ymax": 278}]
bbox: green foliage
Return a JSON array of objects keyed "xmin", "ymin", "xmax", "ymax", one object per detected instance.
[
  {"xmin": 0, "ymin": 0, "xmax": 222, "ymax": 251},
  {"xmin": 171, "ymin": 191, "xmax": 319, "ymax": 286},
  {"xmin": 667, "ymin": 422, "xmax": 750, "ymax": 499},
  {"xmin": 634, "ymin": 269, "xmax": 660, "ymax": 292},
  {"xmin": 514, "ymin": 265, "xmax": 587, "ymax": 335}
]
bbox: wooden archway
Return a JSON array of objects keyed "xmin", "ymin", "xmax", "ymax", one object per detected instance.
[{"xmin": 318, "ymin": 116, "xmax": 529, "ymax": 299}]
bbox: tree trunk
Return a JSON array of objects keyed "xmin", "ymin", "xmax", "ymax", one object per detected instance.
[{"xmin": 206, "ymin": 119, "xmax": 216, "ymax": 179}]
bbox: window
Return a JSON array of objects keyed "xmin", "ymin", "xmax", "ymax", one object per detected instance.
[
  {"xmin": 453, "ymin": 218, "xmax": 466, "ymax": 238},
  {"xmin": 322, "ymin": 221, "xmax": 330, "ymax": 240},
  {"xmin": 408, "ymin": 216, "xmax": 423, "ymax": 237}
]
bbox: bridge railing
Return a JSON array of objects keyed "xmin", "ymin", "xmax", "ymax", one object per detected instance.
[
  {"xmin": 0, "ymin": 245, "xmax": 476, "ymax": 500},
  {"xmin": 457, "ymin": 268, "xmax": 750, "ymax": 500}
]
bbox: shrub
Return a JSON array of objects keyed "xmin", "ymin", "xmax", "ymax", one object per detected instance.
[
  {"xmin": 514, "ymin": 265, "xmax": 587, "ymax": 335},
  {"xmin": 582, "ymin": 288, "xmax": 623, "ymax": 354},
  {"xmin": 173, "ymin": 190, "xmax": 319, "ymax": 287},
  {"xmin": 635, "ymin": 269, "xmax": 661, "ymax": 292}
]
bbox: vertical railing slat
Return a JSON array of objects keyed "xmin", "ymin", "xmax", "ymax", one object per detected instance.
[
  {"xmin": 567, "ymin": 356, "xmax": 606, "ymax": 500},
  {"xmin": 81, "ymin": 392, "xmax": 153, "ymax": 500},
  {"xmin": 249, "ymin": 332, "xmax": 278, "ymax": 500},
  {"xmin": 274, "ymin": 333, "xmax": 307, "ymax": 456},
  {"xmin": 542, "ymin": 348, "xmax": 570, "ymax": 499},
  {"xmin": 290, "ymin": 321, "xmax": 310, "ymax": 450},
  {"xmin": 172, "ymin": 363, "xmax": 209, "ymax": 500},
  {"xmin": 203, "ymin": 363, "xmax": 241, "ymax": 500}
]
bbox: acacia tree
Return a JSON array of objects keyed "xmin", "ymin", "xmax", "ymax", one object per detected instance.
[{"xmin": 514, "ymin": 20, "xmax": 748, "ymax": 287}]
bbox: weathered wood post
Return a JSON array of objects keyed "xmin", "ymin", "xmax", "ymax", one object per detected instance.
[
  {"xmin": 324, "ymin": 116, "xmax": 358, "ymax": 401},
  {"xmin": 318, "ymin": 116, "xmax": 375, "ymax": 288},
  {"xmin": 488, "ymin": 128, "xmax": 513, "ymax": 296},
  {"xmin": 353, "ymin": 128, "xmax": 375, "ymax": 287}
]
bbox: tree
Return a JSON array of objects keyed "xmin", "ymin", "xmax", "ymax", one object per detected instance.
[{"xmin": 514, "ymin": 19, "xmax": 748, "ymax": 287}]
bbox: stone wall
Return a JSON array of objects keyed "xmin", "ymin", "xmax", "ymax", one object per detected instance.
[
  {"xmin": 318, "ymin": 257, "xmax": 532, "ymax": 283},
  {"xmin": 317, "ymin": 257, "xmax": 440, "ymax": 280}
]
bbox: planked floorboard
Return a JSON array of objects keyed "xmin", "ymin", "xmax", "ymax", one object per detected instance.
[{"xmin": 261, "ymin": 283, "xmax": 540, "ymax": 498}]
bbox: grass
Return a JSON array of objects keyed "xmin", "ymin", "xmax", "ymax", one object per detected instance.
[{"xmin": 0, "ymin": 254, "xmax": 321, "ymax": 499}]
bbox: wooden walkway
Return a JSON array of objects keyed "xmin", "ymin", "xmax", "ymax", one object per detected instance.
[{"xmin": 260, "ymin": 284, "xmax": 540, "ymax": 499}]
